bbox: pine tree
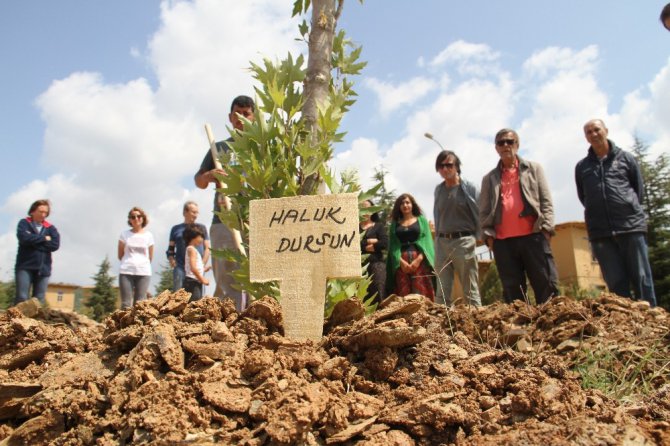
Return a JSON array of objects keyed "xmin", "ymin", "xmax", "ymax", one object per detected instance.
[
  {"xmin": 155, "ymin": 262, "xmax": 174, "ymax": 295},
  {"xmin": 87, "ymin": 256, "xmax": 117, "ymax": 321},
  {"xmin": 631, "ymin": 137, "xmax": 670, "ymax": 309}
]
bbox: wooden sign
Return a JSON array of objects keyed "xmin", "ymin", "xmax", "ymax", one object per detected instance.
[{"xmin": 249, "ymin": 193, "xmax": 361, "ymax": 341}]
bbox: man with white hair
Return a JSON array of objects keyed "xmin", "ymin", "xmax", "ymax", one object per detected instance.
[{"xmin": 575, "ymin": 119, "xmax": 656, "ymax": 307}]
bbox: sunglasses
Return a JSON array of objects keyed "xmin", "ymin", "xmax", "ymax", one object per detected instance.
[
  {"xmin": 129, "ymin": 215, "xmax": 143, "ymax": 220},
  {"xmin": 496, "ymin": 138, "xmax": 516, "ymax": 146},
  {"xmin": 439, "ymin": 163, "xmax": 455, "ymax": 169}
]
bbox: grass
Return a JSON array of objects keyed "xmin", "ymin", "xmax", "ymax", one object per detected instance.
[{"xmin": 574, "ymin": 341, "xmax": 670, "ymax": 402}]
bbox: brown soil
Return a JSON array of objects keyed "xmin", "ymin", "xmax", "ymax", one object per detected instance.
[{"xmin": 0, "ymin": 291, "xmax": 668, "ymax": 445}]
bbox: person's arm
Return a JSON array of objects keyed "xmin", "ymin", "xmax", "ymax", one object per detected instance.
[
  {"xmin": 166, "ymin": 226, "xmax": 176, "ymax": 267},
  {"xmin": 148, "ymin": 244, "xmax": 154, "ymax": 262},
  {"xmin": 43, "ymin": 226, "xmax": 60, "ymax": 252},
  {"xmin": 628, "ymin": 154, "xmax": 645, "ymax": 203},
  {"xmin": 374, "ymin": 223, "xmax": 388, "ymax": 251},
  {"xmin": 575, "ymin": 161, "xmax": 586, "ymax": 206},
  {"xmin": 118, "ymin": 240, "xmax": 125, "ymax": 261},
  {"xmin": 202, "ymin": 238, "xmax": 211, "ymax": 266},
  {"xmin": 479, "ymin": 175, "xmax": 496, "ymax": 249},
  {"xmin": 16, "ymin": 220, "xmax": 44, "ymax": 247},
  {"xmin": 167, "ymin": 241, "xmax": 176, "ymax": 268},
  {"xmin": 535, "ymin": 163, "xmax": 555, "ymax": 236},
  {"xmin": 194, "ymin": 149, "xmax": 226, "ymax": 189}
]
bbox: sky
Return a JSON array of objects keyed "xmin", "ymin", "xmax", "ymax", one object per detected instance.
[{"xmin": 1, "ymin": 0, "xmax": 669, "ymax": 290}]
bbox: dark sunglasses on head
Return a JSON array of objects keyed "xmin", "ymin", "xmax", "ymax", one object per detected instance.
[
  {"xmin": 129, "ymin": 215, "xmax": 143, "ymax": 220},
  {"xmin": 439, "ymin": 163, "xmax": 455, "ymax": 169},
  {"xmin": 496, "ymin": 138, "xmax": 516, "ymax": 146}
]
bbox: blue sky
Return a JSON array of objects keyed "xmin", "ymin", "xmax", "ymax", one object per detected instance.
[{"xmin": 1, "ymin": 1, "xmax": 669, "ymax": 287}]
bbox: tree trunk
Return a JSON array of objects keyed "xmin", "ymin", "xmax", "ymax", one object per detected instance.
[{"xmin": 300, "ymin": 0, "xmax": 342, "ymax": 195}]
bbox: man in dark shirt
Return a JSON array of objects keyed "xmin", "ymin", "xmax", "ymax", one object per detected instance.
[
  {"xmin": 194, "ymin": 95, "xmax": 254, "ymax": 311},
  {"xmin": 575, "ymin": 119, "xmax": 656, "ymax": 306}
]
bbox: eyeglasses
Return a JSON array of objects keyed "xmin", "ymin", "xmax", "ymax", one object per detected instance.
[
  {"xmin": 439, "ymin": 163, "xmax": 455, "ymax": 169},
  {"xmin": 496, "ymin": 138, "xmax": 516, "ymax": 146},
  {"xmin": 129, "ymin": 215, "xmax": 143, "ymax": 220}
]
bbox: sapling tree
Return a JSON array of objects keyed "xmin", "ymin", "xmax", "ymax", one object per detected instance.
[{"xmin": 212, "ymin": 0, "xmax": 377, "ymax": 312}]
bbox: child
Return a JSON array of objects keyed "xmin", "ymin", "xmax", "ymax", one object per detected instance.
[{"xmin": 183, "ymin": 223, "xmax": 210, "ymax": 301}]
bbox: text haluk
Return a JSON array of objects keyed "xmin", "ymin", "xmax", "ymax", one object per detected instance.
[{"xmin": 268, "ymin": 207, "xmax": 346, "ymax": 227}]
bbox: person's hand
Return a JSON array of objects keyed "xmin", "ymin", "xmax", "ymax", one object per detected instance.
[
  {"xmin": 202, "ymin": 279, "xmax": 210, "ymax": 286},
  {"xmin": 45, "ymin": 235, "xmax": 51, "ymax": 241},
  {"xmin": 410, "ymin": 258, "xmax": 422, "ymax": 273},
  {"xmin": 485, "ymin": 236, "xmax": 494, "ymax": 250},
  {"xmin": 365, "ymin": 243, "xmax": 375, "ymax": 253},
  {"xmin": 209, "ymin": 168, "xmax": 227, "ymax": 187},
  {"xmin": 204, "ymin": 265, "xmax": 212, "ymax": 273},
  {"xmin": 400, "ymin": 260, "xmax": 411, "ymax": 274},
  {"xmin": 542, "ymin": 230, "xmax": 551, "ymax": 241},
  {"xmin": 367, "ymin": 238, "xmax": 378, "ymax": 245},
  {"xmin": 169, "ymin": 257, "xmax": 176, "ymax": 268}
]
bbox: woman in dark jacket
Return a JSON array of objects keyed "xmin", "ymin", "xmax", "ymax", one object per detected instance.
[
  {"xmin": 360, "ymin": 200, "xmax": 388, "ymax": 304},
  {"xmin": 15, "ymin": 199, "xmax": 60, "ymax": 304}
]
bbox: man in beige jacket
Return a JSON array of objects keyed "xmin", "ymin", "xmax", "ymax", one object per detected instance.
[{"xmin": 479, "ymin": 128, "xmax": 559, "ymax": 304}]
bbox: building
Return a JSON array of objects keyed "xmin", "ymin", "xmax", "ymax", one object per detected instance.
[
  {"xmin": 45, "ymin": 283, "xmax": 121, "ymax": 313},
  {"xmin": 550, "ymin": 221, "xmax": 606, "ymax": 291},
  {"xmin": 44, "ymin": 282, "xmax": 78, "ymax": 311}
]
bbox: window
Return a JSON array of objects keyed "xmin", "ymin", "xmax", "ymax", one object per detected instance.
[{"xmin": 57, "ymin": 291, "xmax": 63, "ymax": 302}]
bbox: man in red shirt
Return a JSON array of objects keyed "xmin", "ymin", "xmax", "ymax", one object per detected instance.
[{"xmin": 479, "ymin": 128, "xmax": 559, "ymax": 304}]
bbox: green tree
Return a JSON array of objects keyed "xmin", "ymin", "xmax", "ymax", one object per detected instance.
[
  {"xmin": 0, "ymin": 280, "xmax": 16, "ymax": 310},
  {"xmin": 86, "ymin": 256, "xmax": 117, "ymax": 321},
  {"xmin": 155, "ymin": 262, "xmax": 174, "ymax": 295},
  {"xmin": 632, "ymin": 137, "xmax": 670, "ymax": 309},
  {"xmin": 371, "ymin": 165, "xmax": 396, "ymax": 223}
]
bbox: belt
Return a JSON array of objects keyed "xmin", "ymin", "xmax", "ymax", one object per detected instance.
[{"xmin": 437, "ymin": 231, "xmax": 473, "ymax": 239}]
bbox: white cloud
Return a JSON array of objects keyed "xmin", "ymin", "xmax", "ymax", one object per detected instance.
[
  {"xmin": 429, "ymin": 40, "xmax": 500, "ymax": 77},
  {"xmin": 523, "ymin": 45, "xmax": 598, "ymax": 78},
  {"xmin": 364, "ymin": 76, "xmax": 436, "ymax": 116}
]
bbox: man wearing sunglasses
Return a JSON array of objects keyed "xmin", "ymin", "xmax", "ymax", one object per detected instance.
[
  {"xmin": 575, "ymin": 119, "xmax": 656, "ymax": 307},
  {"xmin": 479, "ymin": 128, "xmax": 559, "ymax": 304},
  {"xmin": 433, "ymin": 150, "xmax": 482, "ymax": 307}
]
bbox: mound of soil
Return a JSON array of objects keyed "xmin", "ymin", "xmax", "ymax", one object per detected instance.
[{"xmin": 0, "ymin": 292, "xmax": 668, "ymax": 445}]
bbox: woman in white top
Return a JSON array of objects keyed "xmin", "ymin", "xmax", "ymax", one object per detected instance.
[
  {"xmin": 118, "ymin": 206, "xmax": 154, "ymax": 309},
  {"xmin": 183, "ymin": 223, "xmax": 210, "ymax": 301}
]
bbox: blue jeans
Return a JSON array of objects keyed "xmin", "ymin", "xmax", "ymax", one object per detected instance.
[
  {"xmin": 591, "ymin": 233, "xmax": 656, "ymax": 307},
  {"xmin": 119, "ymin": 274, "xmax": 151, "ymax": 309},
  {"xmin": 15, "ymin": 269, "xmax": 50, "ymax": 305},
  {"xmin": 173, "ymin": 266, "xmax": 185, "ymax": 291}
]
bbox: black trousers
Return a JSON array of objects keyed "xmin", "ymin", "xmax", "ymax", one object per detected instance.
[
  {"xmin": 492, "ymin": 232, "xmax": 559, "ymax": 304},
  {"xmin": 184, "ymin": 277, "xmax": 203, "ymax": 302}
]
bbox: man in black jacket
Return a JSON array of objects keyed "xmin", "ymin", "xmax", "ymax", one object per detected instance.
[{"xmin": 575, "ymin": 119, "xmax": 656, "ymax": 307}]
